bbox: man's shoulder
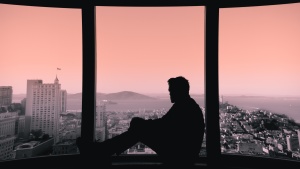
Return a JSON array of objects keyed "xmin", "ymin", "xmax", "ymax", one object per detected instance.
[
  {"xmin": 177, "ymin": 98, "xmax": 201, "ymax": 109},
  {"xmin": 188, "ymin": 97, "xmax": 199, "ymax": 105}
]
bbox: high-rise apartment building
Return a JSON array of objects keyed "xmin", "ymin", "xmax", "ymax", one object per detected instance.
[
  {"xmin": 95, "ymin": 102, "xmax": 106, "ymax": 142},
  {"xmin": 25, "ymin": 76, "xmax": 67, "ymax": 143},
  {"xmin": 96, "ymin": 103, "xmax": 106, "ymax": 128},
  {"xmin": 60, "ymin": 90, "xmax": 67, "ymax": 113},
  {"xmin": 21, "ymin": 98, "xmax": 26, "ymax": 115},
  {"xmin": 0, "ymin": 86, "xmax": 13, "ymax": 107}
]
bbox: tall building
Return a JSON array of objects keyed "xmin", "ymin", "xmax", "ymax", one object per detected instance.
[
  {"xmin": 21, "ymin": 98, "xmax": 26, "ymax": 115},
  {"xmin": 60, "ymin": 90, "xmax": 67, "ymax": 113},
  {"xmin": 0, "ymin": 86, "xmax": 13, "ymax": 107},
  {"xmin": 219, "ymin": 95, "xmax": 223, "ymax": 104},
  {"xmin": 95, "ymin": 102, "xmax": 106, "ymax": 142},
  {"xmin": 286, "ymin": 134, "xmax": 299, "ymax": 151},
  {"xmin": 0, "ymin": 112, "xmax": 17, "ymax": 160},
  {"xmin": 25, "ymin": 76, "xmax": 67, "ymax": 143}
]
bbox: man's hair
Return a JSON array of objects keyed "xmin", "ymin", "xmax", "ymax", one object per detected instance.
[{"xmin": 168, "ymin": 76, "xmax": 190, "ymax": 94}]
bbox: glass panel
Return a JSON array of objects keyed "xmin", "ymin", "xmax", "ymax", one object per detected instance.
[
  {"xmin": 220, "ymin": 3, "xmax": 300, "ymax": 160},
  {"xmin": 0, "ymin": 4, "xmax": 82, "ymax": 160},
  {"xmin": 96, "ymin": 7, "xmax": 206, "ymax": 156}
]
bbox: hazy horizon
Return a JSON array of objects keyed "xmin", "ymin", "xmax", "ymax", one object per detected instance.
[{"xmin": 11, "ymin": 91, "xmax": 300, "ymax": 98}]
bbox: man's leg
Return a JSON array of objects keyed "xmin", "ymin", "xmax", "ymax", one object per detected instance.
[
  {"xmin": 94, "ymin": 117, "xmax": 164, "ymax": 155},
  {"xmin": 77, "ymin": 117, "xmax": 162, "ymax": 156},
  {"xmin": 77, "ymin": 130, "xmax": 139, "ymax": 156},
  {"xmin": 99, "ymin": 130, "xmax": 139, "ymax": 155}
]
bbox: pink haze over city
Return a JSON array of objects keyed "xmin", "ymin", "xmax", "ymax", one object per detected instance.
[{"xmin": 0, "ymin": 4, "xmax": 300, "ymax": 97}]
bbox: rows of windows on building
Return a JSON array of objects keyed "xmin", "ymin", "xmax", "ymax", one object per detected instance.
[
  {"xmin": 0, "ymin": 77, "xmax": 77, "ymax": 161},
  {"xmin": 0, "ymin": 76, "xmax": 141, "ymax": 161}
]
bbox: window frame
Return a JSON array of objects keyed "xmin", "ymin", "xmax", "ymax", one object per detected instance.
[{"xmin": 0, "ymin": 0, "xmax": 300, "ymax": 168}]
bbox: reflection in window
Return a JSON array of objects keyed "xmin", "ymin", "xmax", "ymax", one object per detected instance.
[
  {"xmin": 219, "ymin": 3, "xmax": 300, "ymax": 160},
  {"xmin": 0, "ymin": 4, "xmax": 82, "ymax": 160},
  {"xmin": 96, "ymin": 7, "xmax": 206, "ymax": 155}
]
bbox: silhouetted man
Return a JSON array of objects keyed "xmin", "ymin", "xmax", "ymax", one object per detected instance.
[{"xmin": 77, "ymin": 76, "xmax": 205, "ymax": 166}]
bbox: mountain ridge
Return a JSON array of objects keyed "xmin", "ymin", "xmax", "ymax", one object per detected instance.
[{"xmin": 67, "ymin": 91, "xmax": 157, "ymax": 100}]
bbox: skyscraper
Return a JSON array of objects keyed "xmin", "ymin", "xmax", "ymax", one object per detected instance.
[
  {"xmin": 0, "ymin": 86, "xmax": 13, "ymax": 107},
  {"xmin": 60, "ymin": 90, "xmax": 67, "ymax": 113},
  {"xmin": 95, "ymin": 102, "xmax": 106, "ymax": 142},
  {"xmin": 25, "ymin": 76, "xmax": 67, "ymax": 143}
]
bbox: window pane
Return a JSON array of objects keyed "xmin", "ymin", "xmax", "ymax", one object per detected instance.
[
  {"xmin": 220, "ymin": 3, "xmax": 300, "ymax": 161},
  {"xmin": 0, "ymin": 4, "xmax": 82, "ymax": 160},
  {"xmin": 96, "ymin": 7, "xmax": 206, "ymax": 156}
]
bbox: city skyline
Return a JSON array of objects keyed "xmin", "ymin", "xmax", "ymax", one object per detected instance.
[{"xmin": 1, "ymin": 4, "xmax": 300, "ymax": 96}]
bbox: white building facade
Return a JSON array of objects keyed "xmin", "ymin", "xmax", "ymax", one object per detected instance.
[
  {"xmin": 95, "ymin": 103, "xmax": 106, "ymax": 142},
  {"xmin": 25, "ymin": 77, "xmax": 67, "ymax": 143},
  {"xmin": 60, "ymin": 90, "xmax": 67, "ymax": 113}
]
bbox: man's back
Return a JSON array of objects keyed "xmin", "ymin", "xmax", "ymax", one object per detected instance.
[
  {"xmin": 154, "ymin": 97, "xmax": 205, "ymax": 164},
  {"xmin": 145, "ymin": 97, "xmax": 204, "ymax": 161}
]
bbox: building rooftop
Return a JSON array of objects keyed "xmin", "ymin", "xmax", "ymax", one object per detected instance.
[{"xmin": 16, "ymin": 141, "xmax": 40, "ymax": 150}]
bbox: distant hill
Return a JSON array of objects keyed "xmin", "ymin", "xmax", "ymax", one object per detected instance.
[
  {"xmin": 67, "ymin": 91, "xmax": 157, "ymax": 101},
  {"xmin": 67, "ymin": 93, "xmax": 106, "ymax": 100},
  {"xmin": 105, "ymin": 91, "xmax": 157, "ymax": 100},
  {"xmin": 66, "ymin": 93, "xmax": 83, "ymax": 99}
]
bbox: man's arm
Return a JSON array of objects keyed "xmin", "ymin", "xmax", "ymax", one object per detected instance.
[{"xmin": 129, "ymin": 115, "xmax": 165, "ymax": 133}]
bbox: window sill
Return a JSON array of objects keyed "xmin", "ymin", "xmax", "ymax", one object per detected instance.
[{"xmin": 1, "ymin": 154, "xmax": 299, "ymax": 169}]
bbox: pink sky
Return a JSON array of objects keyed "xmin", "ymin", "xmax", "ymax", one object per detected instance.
[
  {"xmin": 0, "ymin": 4, "xmax": 82, "ymax": 94},
  {"xmin": 219, "ymin": 4, "xmax": 300, "ymax": 96},
  {"xmin": 0, "ymin": 4, "xmax": 300, "ymax": 96},
  {"xmin": 96, "ymin": 7, "xmax": 204, "ymax": 95}
]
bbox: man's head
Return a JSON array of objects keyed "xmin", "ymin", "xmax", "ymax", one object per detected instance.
[{"xmin": 168, "ymin": 76, "xmax": 190, "ymax": 103}]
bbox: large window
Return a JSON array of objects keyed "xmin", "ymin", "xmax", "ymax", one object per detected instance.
[
  {"xmin": 219, "ymin": 3, "xmax": 300, "ymax": 161},
  {"xmin": 0, "ymin": 4, "xmax": 82, "ymax": 161},
  {"xmin": 95, "ymin": 6, "xmax": 206, "ymax": 155},
  {"xmin": 1, "ymin": 1, "xmax": 300, "ymax": 168}
]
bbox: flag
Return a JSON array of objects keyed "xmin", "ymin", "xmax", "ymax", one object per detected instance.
[{"xmin": 57, "ymin": 68, "xmax": 61, "ymax": 70}]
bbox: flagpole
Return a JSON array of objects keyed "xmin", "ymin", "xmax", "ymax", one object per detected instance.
[{"xmin": 57, "ymin": 68, "xmax": 61, "ymax": 78}]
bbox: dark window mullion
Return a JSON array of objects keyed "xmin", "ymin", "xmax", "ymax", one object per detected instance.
[
  {"xmin": 81, "ymin": 3, "xmax": 96, "ymax": 152},
  {"xmin": 205, "ymin": 3, "xmax": 221, "ymax": 168}
]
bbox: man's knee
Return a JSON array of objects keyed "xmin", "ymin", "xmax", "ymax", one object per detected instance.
[
  {"xmin": 129, "ymin": 117, "xmax": 145, "ymax": 133},
  {"xmin": 130, "ymin": 117, "xmax": 144, "ymax": 127}
]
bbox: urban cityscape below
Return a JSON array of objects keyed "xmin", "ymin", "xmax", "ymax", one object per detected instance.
[{"xmin": 0, "ymin": 77, "xmax": 300, "ymax": 161}]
